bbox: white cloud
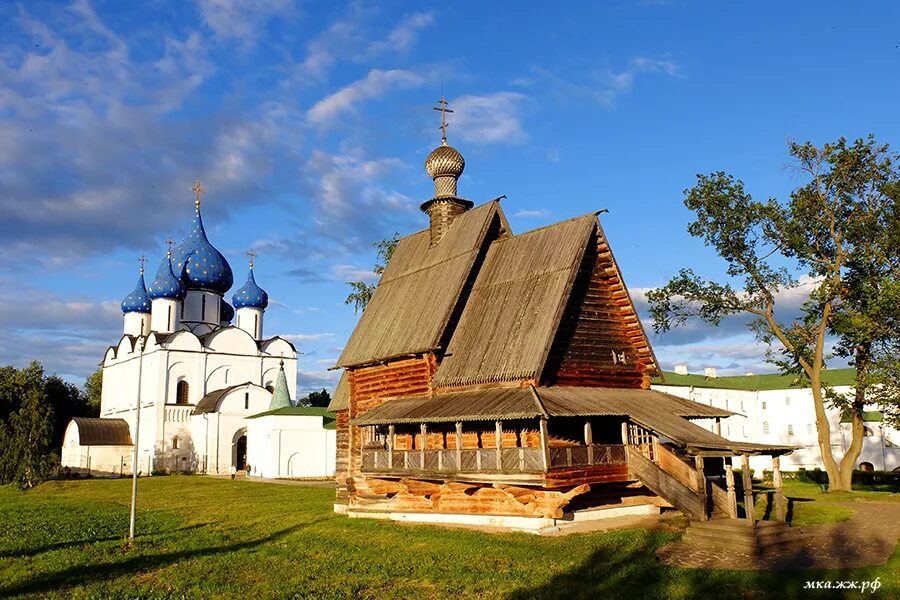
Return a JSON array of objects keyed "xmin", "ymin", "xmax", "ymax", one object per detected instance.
[
  {"xmin": 307, "ymin": 69, "xmax": 425, "ymax": 126},
  {"xmin": 282, "ymin": 333, "xmax": 334, "ymax": 343},
  {"xmin": 514, "ymin": 209, "xmax": 551, "ymax": 218},
  {"xmin": 365, "ymin": 11, "xmax": 434, "ymax": 56},
  {"xmin": 449, "ymin": 92, "xmax": 531, "ymax": 145},
  {"xmin": 594, "ymin": 56, "xmax": 681, "ymax": 107},
  {"xmin": 197, "ymin": 0, "xmax": 296, "ymax": 47}
]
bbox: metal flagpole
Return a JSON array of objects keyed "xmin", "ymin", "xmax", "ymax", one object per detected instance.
[{"xmin": 129, "ymin": 336, "xmax": 145, "ymax": 540}]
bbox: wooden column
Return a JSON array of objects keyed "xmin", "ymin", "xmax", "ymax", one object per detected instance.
[
  {"xmin": 741, "ymin": 454, "xmax": 754, "ymax": 524},
  {"xmin": 715, "ymin": 417, "xmax": 722, "ymax": 436},
  {"xmin": 725, "ymin": 461, "xmax": 738, "ymax": 519},
  {"xmin": 539, "ymin": 418, "xmax": 550, "ymax": 470},
  {"xmin": 584, "ymin": 420, "xmax": 594, "ymax": 465},
  {"xmin": 773, "ymin": 455, "xmax": 785, "ymax": 522},
  {"xmin": 495, "ymin": 421, "xmax": 503, "ymax": 470},
  {"xmin": 388, "ymin": 424, "xmax": 395, "ymax": 469},
  {"xmin": 621, "ymin": 421, "xmax": 629, "ymax": 465},
  {"xmin": 694, "ymin": 455, "xmax": 708, "ymax": 521},
  {"xmin": 455, "ymin": 421, "xmax": 462, "ymax": 470},
  {"xmin": 420, "ymin": 423, "xmax": 427, "ymax": 468}
]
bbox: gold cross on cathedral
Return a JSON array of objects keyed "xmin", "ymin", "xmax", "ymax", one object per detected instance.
[
  {"xmin": 138, "ymin": 255, "xmax": 147, "ymax": 273},
  {"xmin": 165, "ymin": 236, "xmax": 175, "ymax": 257},
  {"xmin": 432, "ymin": 96, "xmax": 453, "ymax": 144},
  {"xmin": 192, "ymin": 180, "xmax": 204, "ymax": 208},
  {"xmin": 247, "ymin": 248, "xmax": 257, "ymax": 269}
]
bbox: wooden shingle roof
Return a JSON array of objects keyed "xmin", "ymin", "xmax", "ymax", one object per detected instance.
[
  {"xmin": 327, "ymin": 371, "xmax": 349, "ymax": 412},
  {"xmin": 432, "ymin": 214, "xmax": 597, "ymax": 387},
  {"xmin": 336, "ymin": 201, "xmax": 509, "ymax": 369}
]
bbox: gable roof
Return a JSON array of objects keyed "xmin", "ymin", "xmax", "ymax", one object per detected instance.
[
  {"xmin": 432, "ymin": 214, "xmax": 597, "ymax": 387},
  {"xmin": 336, "ymin": 200, "xmax": 509, "ymax": 368},
  {"xmin": 327, "ymin": 371, "xmax": 349, "ymax": 412},
  {"xmin": 193, "ymin": 382, "xmax": 268, "ymax": 414}
]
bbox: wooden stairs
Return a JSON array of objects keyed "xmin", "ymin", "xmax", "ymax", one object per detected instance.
[{"xmin": 681, "ymin": 519, "xmax": 805, "ymax": 555}]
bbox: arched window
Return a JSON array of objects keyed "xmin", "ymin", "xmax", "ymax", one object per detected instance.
[
  {"xmin": 863, "ymin": 426, "xmax": 874, "ymax": 437},
  {"xmin": 763, "ymin": 421, "xmax": 770, "ymax": 434},
  {"xmin": 265, "ymin": 382, "xmax": 274, "ymax": 393},
  {"xmin": 176, "ymin": 380, "xmax": 189, "ymax": 405},
  {"xmin": 172, "ymin": 436, "xmax": 180, "ymax": 450}
]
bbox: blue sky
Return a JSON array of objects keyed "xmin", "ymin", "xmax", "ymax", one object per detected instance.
[{"xmin": 2, "ymin": 1, "xmax": 899, "ymax": 393}]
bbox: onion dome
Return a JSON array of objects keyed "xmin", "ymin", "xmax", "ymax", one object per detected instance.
[
  {"xmin": 269, "ymin": 360, "xmax": 292, "ymax": 410},
  {"xmin": 425, "ymin": 142, "xmax": 466, "ymax": 182},
  {"xmin": 147, "ymin": 253, "xmax": 187, "ymax": 300},
  {"xmin": 121, "ymin": 269, "xmax": 151, "ymax": 314},
  {"xmin": 232, "ymin": 267, "xmax": 268, "ymax": 309},
  {"xmin": 220, "ymin": 301, "xmax": 235, "ymax": 323},
  {"xmin": 173, "ymin": 186, "xmax": 233, "ymax": 294}
]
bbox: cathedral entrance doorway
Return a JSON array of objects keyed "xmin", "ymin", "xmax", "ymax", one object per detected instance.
[{"xmin": 232, "ymin": 428, "xmax": 248, "ymax": 471}]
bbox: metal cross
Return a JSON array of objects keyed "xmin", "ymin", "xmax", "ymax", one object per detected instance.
[
  {"xmin": 247, "ymin": 248, "xmax": 257, "ymax": 269},
  {"xmin": 138, "ymin": 255, "xmax": 147, "ymax": 273},
  {"xmin": 165, "ymin": 236, "xmax": 175, "ymax": 257},
  {"xmin": 192, "ymin": 180, "xmax": 204, "ymax": 208},
  {"xmin": 432, "ymin": 96, "xmax": 453, "ymax": 143}
]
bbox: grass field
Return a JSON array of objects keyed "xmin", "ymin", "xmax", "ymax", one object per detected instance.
[{"xmin": 0, "ymin": 477, "xmax": 896, "ymax": 599}]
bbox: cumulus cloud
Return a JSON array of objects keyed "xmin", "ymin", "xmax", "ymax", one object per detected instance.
[
  {"xmin": 306, "ymin": 69, "xmax": 425, "ymax": 126},
  {"xmin": 449, "ymin": 92, "xmax": 531, "ymax": 145},
  {"xmin": 197, "ymin": 0, "xmax": 296, "ymax": 47}
]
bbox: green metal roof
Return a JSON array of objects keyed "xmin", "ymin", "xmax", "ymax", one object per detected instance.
[
  {"xmin": 269, "ymin": 363, "xmax": 292, "ymax": 410},
  {"xmin": 247, "ymin": 406, "xmax": 336, "ymax": 429},
  {"xmin": 840, "ymin": 411, "xmax": 883, "ymax": 423},
  {"xmin": 653, "ymin": 368, "xmax": 856, "ymax": 391}
]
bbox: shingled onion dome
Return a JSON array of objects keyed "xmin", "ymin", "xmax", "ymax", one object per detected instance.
[
  {"xmin": 220, "ymin": 300, "xmax": 235, "ymax": 324},
  {"xmin": 173, "ymin": 200, "xmax": 233, "ymax": 294},
  {"xmin": 268, "ymin": 360, "xmax": 292, "ymax": 410},
  {"xmin": 147, "ymin": 253, "xmax": 187, "ymax": 300},
  {"xmin": 121, "ymin": 269, "xmax": 151, "ymax": 313},
  {"xmin": 421, "ymin": 98, "xmax": 473, "ymax": 246},
  {"xmin": 232, "ymin": 268, "xmax": 268, "ymax": 310}
]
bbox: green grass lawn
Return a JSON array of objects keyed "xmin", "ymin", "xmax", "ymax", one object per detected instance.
[{"xmin": 0, "ymin": 477, "xmax": 897, "ymax": 599}]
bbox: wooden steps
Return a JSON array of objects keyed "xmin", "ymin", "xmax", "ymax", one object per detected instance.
[{"xmin": 681, "ymin": 519, "xmax": 805, "ymax": 555}]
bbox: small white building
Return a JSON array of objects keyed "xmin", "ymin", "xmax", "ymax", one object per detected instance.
[
  {"xmin": 60, "ymin": 187, "xmax": 334, "ymax": 478},
  {"xmin": 246, "ymin": 407, "xmax": 336, "ymax": 479},
  {"xmin": 653, "ymin": 369, "xmax": 900, "ymax": 473}
]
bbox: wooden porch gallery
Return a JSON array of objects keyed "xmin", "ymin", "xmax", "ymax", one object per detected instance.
[{"xmin": 326, "ymin": 102, "xmax": 795, "ymax": 534}]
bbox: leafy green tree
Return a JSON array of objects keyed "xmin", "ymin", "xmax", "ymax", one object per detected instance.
[
  {"xmin": 84, "ymin": 368, "xmax": 103, "ymax": 416},
  {"xmin": 0, "ymin": 361, "xmax": 57, "ymax": 488},
  {"xmin": 345, "ymin": 234, "xmax": 400, "ymax": 313},
  {"xmin": 647, "ymin": 136, "xmax": 900, "ymax": 491},
  {"xmin": 299, "ymin": 388, "xmax": 332, "ymax": 408}
]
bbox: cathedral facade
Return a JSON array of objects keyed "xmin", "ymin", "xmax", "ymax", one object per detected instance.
[{"xmin": 61, "ymin": 187, "xmax": 335, "ymax": 478}]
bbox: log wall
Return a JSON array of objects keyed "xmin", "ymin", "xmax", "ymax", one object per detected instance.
[
  {"xmin": 334, "ymin": 410, "xmax": 350, "ymax": 503},
  {"xmin": 541, "ymin": 229, "xmax": 650, "ymax": 388}
]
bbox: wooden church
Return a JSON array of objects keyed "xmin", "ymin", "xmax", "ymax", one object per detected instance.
[{"xmin": 327, "ymin": 101, "xmax": 792, "ymax": 532}]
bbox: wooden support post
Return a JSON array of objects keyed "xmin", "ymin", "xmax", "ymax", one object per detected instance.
[
  {"xmin": 741, "ymin": 454, "xmax": 754, "ymax": 524},
  {"xmin": 694, "ymin": 455, "xmax": 708, "ymax": 521},
  {"xmin": 725, "ymin": 461, "xmax": 738, "ymax": 519},
  {"xmin": 584, "ymin": 420, "xmax": 594, "ymax": 465},
  {"xmin": 455, "ymin": 421, "xmax": 462, "ymax": 470},
  {"xmin": 420, "ymin": 423, "xmax": 427, "ymax": 469},
  {"xmin": 715, "ymin": 417, "xmax": 722, "ymax": 436},
  {"xmin": 540, "ymin": 418, "xmax": 550, "ymax": 470},
  {"xmin": 388, "ymin": 424, "xmax": 395, "ymax": 469},
  {"xmin": 495, "ymin": 421, "xmax": 503, "ymax": 470},
  {"xmin": 773, "ymin": 455, "xmax": 785, "ymax": 522},
  {"xmin": 621, "ymin": 421, "xmax": 629, "ymax": 465}
]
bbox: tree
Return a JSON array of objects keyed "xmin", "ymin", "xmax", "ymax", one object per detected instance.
[
  {"xmin": 345, "ymin": 234, "xmax": 400, "ymax": 313},
  {"xmin": 299, "ymin": 389, "xmax": 332, "ymax": 408},
  {"xmin": 84, "ymin": 368, "xmax": 103, "ymax": 416},
  {"xmin": 0, "ymin": 361, "xmax": 57, "ymax": 488},
  {"xmin": 647, "ymin": 136, "xmax": 900, "ymax": 492}
]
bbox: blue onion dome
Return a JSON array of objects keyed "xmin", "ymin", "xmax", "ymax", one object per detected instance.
[
  {"xmin": 220, "ymin": 300, "xmax": 235, "ymax": 323},
  {"xmin": 147, "ymin": 252, "xmax": 187, "ymax": 300},
  {"xmin": 232, "ymin": 268, "xmax": 269, "ymax": 309},
  {"xmin": 173, "ymin": 200, "xmax": 233, "ymax": 294},
  {"xmin": 121, "ymin": 269, "xmax": 151, "ymax": 313}
]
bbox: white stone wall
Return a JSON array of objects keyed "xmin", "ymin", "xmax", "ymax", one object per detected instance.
[
  {"xmin": 246, "ymin": 415, "xmax": 336, "ymax": 479},
  {"xmin": 653, "ymin": 383, "xmax": 900, "ymax": 473}
]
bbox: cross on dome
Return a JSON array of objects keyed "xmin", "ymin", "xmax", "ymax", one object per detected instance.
[
  {"xmin": 247, "ymin": 248, "xmax": 257, "ymax": 269},
  {"xmin": 432, "ymin": 96, "xmax": 454, "ymax": 145},
  {"xmin": 192, "ymin": 180, "xmax": 204, "ymax": 209},
  {"xmin": 138, "ymin": 255, "xmax": 147, "ymax": 274},
  {"xmin": 165, "ymin": 236, "xmax": 175, "ymax": 258}
]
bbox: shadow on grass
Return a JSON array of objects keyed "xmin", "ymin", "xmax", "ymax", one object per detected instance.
[
  {"xmin": 0, "ymin": 523, "xmax": 208, "ymax": 560},
  {"xmin": 0, "ymin": 518, "xmax": 335, "ymax": 597}
]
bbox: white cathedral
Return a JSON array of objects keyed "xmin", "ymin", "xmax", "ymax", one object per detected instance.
[{"xmin": 61, "ymin": 186, "xmax": 336, "ymax": 479}]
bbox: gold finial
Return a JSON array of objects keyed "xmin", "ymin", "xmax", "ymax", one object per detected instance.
[
  {"xmin": 432, "ymin": 96, "xmax": 453, "ymax": 145},
  {"xmin": 192, "ymin": 180, "xmax": 204, "ymax": 209},
  {"xmin": 165, "ymin": 236, "xmax": 175, "ymax": 258},
  {"xmin": 247, "ymin": 248, "xmax": 257, "ymax": 269},
  {"xmin": 138, "ymin": 255, "xmax": 147, "ymax": 274}
]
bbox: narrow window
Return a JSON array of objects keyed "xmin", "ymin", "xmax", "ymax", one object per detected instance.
[
  {"xmin": 787, "ymin": 424, "xmax": 794, "ymax": 436},
  {"xmin": 244, "ymin": 392, "xmax": 249, "ymax": 410},
  {"xmin": 167, "ymin": 305, "xmax": 173, "ymax": 331},
  {"xmin": 763, "ymin": 421, "xmax": 769, "ymax": 434},
  {"xmin": 177, "ymin": 380, "xmax": 189, "ymax": 405},
  {"xmin": 172, "ymin": 436, "xmax": 179, "ymax": 450},
  {"xmin": 254, "ymin": 314, "xmax": 259, "ymax": 337},
  {"xmin": 786, "ymin": 396, "xmax": 791, "ymax": 406},
  {"xmin": 761, "ymin": 401, "xmax": 767, "ymax": 410},
  {"xmin": 201, "ymin": 295, "xmax": 206, "ymax": 320},
  {"xmin": 807, "ymin": 423, "xmax": 813, "ymax": 435},
  {"xmin": 181, "ymin": 302, "xmax": 185, "ymax": 319}
]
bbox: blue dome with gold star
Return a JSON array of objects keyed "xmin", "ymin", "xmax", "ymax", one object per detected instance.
[
  {"xmin": 173, "ymin": 203, "xmax": 233, "ymax": 294},
  {"xmin": 121, "ymin": 272, "xmax": 151, "ymax": 313},
  {"xmin": 147, "ymin": 255, "xmax": 187, "ymax": 300},
  {"xmin": 232, "ymin": 269, "xmax": 268, "ymax": 309}
]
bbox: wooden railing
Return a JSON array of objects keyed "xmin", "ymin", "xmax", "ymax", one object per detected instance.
[{"xmin": 360, "ymin": 444, "xmax": 626, "ymax": 475}]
